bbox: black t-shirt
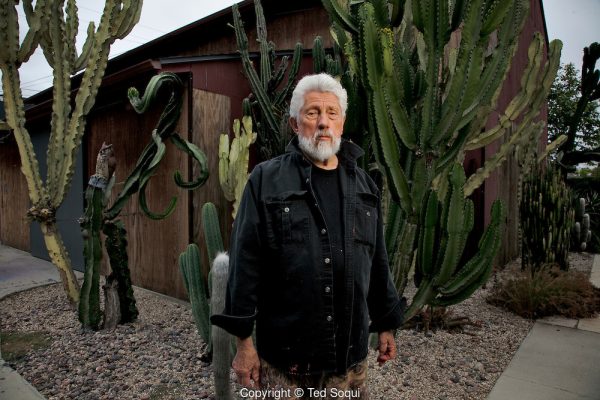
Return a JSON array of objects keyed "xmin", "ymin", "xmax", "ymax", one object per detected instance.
[{"xmin": 311, "ymin": 165, "xmax": 346, "ymax": 368}]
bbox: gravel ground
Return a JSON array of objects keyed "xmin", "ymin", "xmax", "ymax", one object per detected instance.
[{"xmin": 1, "ymin": 253, "xmax": 594, "ymax": 400}]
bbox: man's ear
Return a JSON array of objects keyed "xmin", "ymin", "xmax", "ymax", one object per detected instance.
[{"xmin": 289, "ymin": 117, "xmax": 299, "ymax": 133}]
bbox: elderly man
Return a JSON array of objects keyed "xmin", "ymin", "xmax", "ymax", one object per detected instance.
[{"xmin": 211, "ymin": 73, "xmax": 405, "ymax": 399}]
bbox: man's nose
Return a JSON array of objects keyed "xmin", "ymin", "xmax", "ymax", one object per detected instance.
[{"xmin": 317, "ymin": 114, "xmax": 329, "ymax": 130}]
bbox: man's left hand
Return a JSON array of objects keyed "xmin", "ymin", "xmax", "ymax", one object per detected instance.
[{"xmin": 376, "ymin": 330, "xmax": 396, "ymax": 365}]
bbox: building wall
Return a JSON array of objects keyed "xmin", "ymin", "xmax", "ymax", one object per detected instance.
[
  {"xmin": 0, "ymin": 135, "xmax": 30, "ymax": 251},
  {"xmin": 482, "ymin": 0, "xmax": 549, "ymax": 266}
]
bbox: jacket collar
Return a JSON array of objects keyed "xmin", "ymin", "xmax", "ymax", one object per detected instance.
[{"xmin": 285, "ymin": 135, "xmax": 365, "ymax": 163}]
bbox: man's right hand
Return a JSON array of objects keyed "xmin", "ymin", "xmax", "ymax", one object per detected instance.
[{"xmin": 233, "ymin": 336, "xmax": 261, "ymax": 388}]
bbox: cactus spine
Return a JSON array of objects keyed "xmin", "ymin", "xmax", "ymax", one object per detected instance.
[
  {"xmin": 0, "ymin": 0, "xmax": 142, "ymax": 305},
  {"xmin": 231, "ymin": 0, "xmax": 302, "ymax": 161},
  {"xmin": 521, "ymin": 164, "xmax": 574, "ymax": 272},
  {"xmin": 219, "ymin": 116, "xmax": 257, "ymax": 219},
  {"xmin": 319, "ymin": 0, "xmax": 559, "ymax": 317}
]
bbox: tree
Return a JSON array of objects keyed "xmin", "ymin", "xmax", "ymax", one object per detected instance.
[{"xmin": 552, "ymin": 43, "xmax": 600, "ymax": 171}]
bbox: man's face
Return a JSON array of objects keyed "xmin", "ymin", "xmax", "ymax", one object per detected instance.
[{"xmin": 290, "ymin": 91, "xmax": 345, "ymax": 163}]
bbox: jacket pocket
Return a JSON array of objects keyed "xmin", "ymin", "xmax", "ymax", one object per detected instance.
[
  {"xmin": 265, "ymin": 190, "xmax": 310, "ymax": 245},
  {"xmin": 353, "ymin": 192, "xmax": 379, "ymax": 248}
]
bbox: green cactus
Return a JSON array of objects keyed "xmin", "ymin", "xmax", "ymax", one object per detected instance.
[
  {"xmin": 79, "ymin": 180, "xmax": 104, "ymax": 330},
  {"xmin": 319, "ymin": 0, "xmax": 559, "ymax": 318},
  {"xmin": 231, "ymin": 0, "xmax": 302, "ymax": 161},
  {"xmin": 179, "ymin": 243, "xmax": 212, "ymax": 351},
  {"xmin": 102, "ymin": 220, "xmax": 138, "ymax": 323},
  {"xmin": 210, "ymin": 253, "xmax": 234, "ymax": 400},
  {"xmin": 572, "ymin": 198, "xmax": 592, "ymax": 251},
  {"xmin": 0, "ymin": 0, "xmax": 142, "ymax": 305},
  {"xmin": 219, "ymin": 116, "xmax": 257, "ymax": 219},
  {"xmin": 521, "ymin": 164, "xmax": 574, "ymax": 272}
]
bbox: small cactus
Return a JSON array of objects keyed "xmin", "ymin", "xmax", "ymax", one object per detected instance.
[{"xmin": 572, "ymin": 198, "xmax": 592, "ymax": 251}]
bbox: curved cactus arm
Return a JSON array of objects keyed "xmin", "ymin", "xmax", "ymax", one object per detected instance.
[
  {"xmin": 418, "ymin": 190, "xmax": 439, "ymax": 279},
  {"xmin": 170, "ymin": 134, "xmax": 210, "ymax": 189},
  {"xmin": 137, "ymin": 133, "xmax": 178, "ymax": 220},
  {"xmin": 321, "ymin": 0, "xmax": 358, "ymax": 35},
  {"xmin": 17, "ymin": 0, "xmax": 49, "ymax": 64},
  {"xmin": 74, "ymin": 22, "xmax": 97, "ymax": 72},
  {"xmin": 438, "ymin": 199, "xmax": 505, "ymax": 297},
  {"xmin": 464, "ymin": 121, "xmax": 544, "ymax": 197}
]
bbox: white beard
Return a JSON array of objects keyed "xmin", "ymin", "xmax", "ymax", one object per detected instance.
[{"xmin": 298, "ymin": 130, "xmax": 341, "ymax": 163}]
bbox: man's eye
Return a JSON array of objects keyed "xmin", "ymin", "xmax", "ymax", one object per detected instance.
[{"xmin": 306, "ymin": 111, "xmax": 318, "ymax": 119}]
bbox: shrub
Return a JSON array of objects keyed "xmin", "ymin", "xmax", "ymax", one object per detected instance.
[{"xmin": 487, "ymin": 266, "xmax": 600, "ymax": 319}]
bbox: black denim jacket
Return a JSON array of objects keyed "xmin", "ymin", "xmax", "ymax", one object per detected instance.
[{"xmin": 211, "ymin": 137, "xmax": 405, "ymax": 375}]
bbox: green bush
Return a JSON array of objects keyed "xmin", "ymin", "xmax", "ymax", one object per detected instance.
[{"xmin": 487, "ymin": 266, "xmax": 600, "ymax": 319}]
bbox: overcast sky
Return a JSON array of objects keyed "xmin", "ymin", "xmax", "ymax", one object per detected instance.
[{"xmin": 1, "ymin": 0, "xmax": 599, "ymax": 98}]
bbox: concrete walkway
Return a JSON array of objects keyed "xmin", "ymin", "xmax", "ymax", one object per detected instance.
[
  {"xmin": 1, "ymin": 244, "xmax": 599, "ymax": 400},
  {"xmin": 0, "ymin": 245, "xmax": 60, "ymax": 400},
  {"xmin": 487, "ymin": 256, "xmax": 600, "ymax": 400}
]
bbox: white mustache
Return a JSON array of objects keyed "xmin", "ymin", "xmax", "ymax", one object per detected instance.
[{"xmin": 314, "ymin": 130, "xmax": 334, "ymax": 140}]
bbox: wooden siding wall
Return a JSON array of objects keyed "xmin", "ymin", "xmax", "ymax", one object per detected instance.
[
  {"xmin": 191, "ymin": 89, "xmax": 231, "ymax": 277},
  {"xmin": 0, "ymin": 135, "xmax": 30, "ymax": 251},
  {"xmin": 482, "ymin": 0, "xmax": 548, "ymax": 266},
  {"xmin": 179, "ymin": 6, "xmax": 333, "ymax": 56},
  {"xmin": 87, "ymin": 89, "xmax": 191, "ymax": 299}
]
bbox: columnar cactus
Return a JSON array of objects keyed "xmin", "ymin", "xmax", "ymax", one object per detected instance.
[
  {"xmin": 319, "ymin": 0, "xmax": 561, "ymax": 317},
  {"xmin": 231, "ymin": 0, "xmax": 302, "ymax": 161},
  {"xmin": 179, "ymin": 243, "xmax": 211, "ymax": 349},
  {"xmin": 219, "ymin": 116, "xmax": 257, "ymax": 219},
  {"xmin": 572, "ymin": 198, "xmax": 592, "ymax": 251},
  {"xmin": 521, "ymin": 164, "xmax": 574, "ymax": 272},
  {"xmin": 0, "ymin": 0, "xmax": 142, "ymax": 304},
  {"xmin": 179, "ymin": 203, "xmax": 225, "ymax": 352},
  {"xmin": 211, "ymin": 253, "xmax": 234, "ymax": 400}
]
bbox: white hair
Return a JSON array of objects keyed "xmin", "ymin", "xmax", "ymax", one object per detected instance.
[{"xmin": 289, "ymin": 73, "xmax": 348, "ymax": 121}]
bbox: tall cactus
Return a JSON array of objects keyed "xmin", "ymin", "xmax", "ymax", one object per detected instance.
[
  {"xmin": 320, "ymin": 0, "xmax": 562, "ymax": 318},
  {"xmin": 219, "ymin": 116, "xmax": 257, "ymax": 219},
  {"xmin": 231, "ymin": 0, "xmax": 302, "ymax": 161},
  {"xmin": 0, "ymin": 0, "xmax": 142, "ymax": 305}
]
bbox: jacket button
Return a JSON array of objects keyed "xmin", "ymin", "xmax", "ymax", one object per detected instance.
[
  {"xmin": 321, "ymin": 228, "xmax": 327, "ymax": 235},
  {"xmin": 326, "ymin": 315, "xmax": 333, "ymax": 322},
  {"xmin": 324, "ymin": 258, "xmax": 331, "ymax": 264},
  {"xmin": 366, "ymin": 211, "xmax": 371, "ymax": 217},
  {"xmin": 325, "ymin": 286, "xmax": 331, "ymax": 293},
  {"xmin": 306, "ymin": 178, "xmax": 310, "ymax": 184},
  {"xmin": 284, "ymin": 207, "xmax": 290, "ymax": 213}
]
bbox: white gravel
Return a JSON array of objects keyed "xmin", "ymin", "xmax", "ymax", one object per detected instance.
[{"xmin": 1, "ymin": 253, "xmax": 592, "ymax": 399}]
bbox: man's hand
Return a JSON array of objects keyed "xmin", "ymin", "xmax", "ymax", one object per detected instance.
[
  {"xmin": 376, "ymin": 330, "xmax": 397, "ymax": 365},
  {"xmin": 233, "ymin": 336, "xmax": 261, "ymax": 388}
]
